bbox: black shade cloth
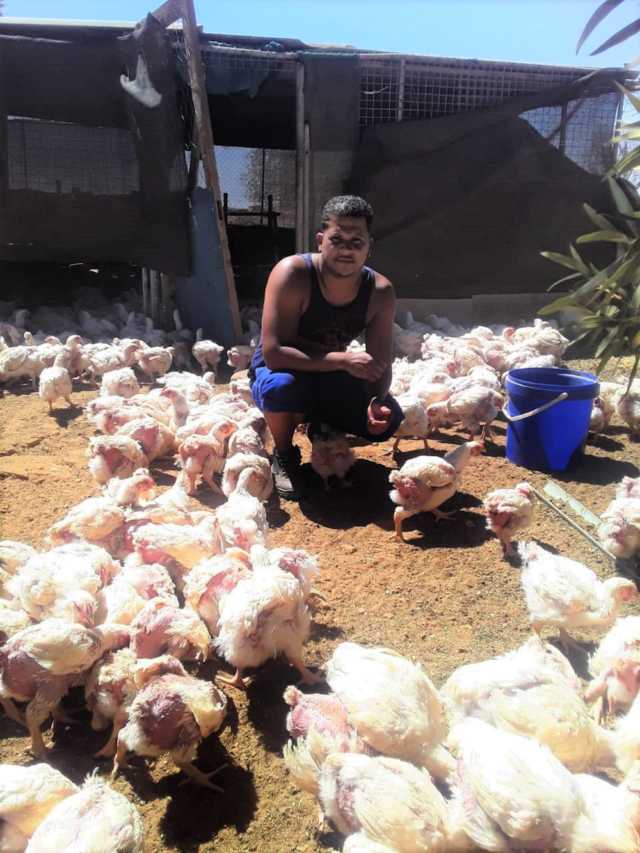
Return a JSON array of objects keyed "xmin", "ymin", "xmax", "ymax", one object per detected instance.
[
  {"xmin": 0, "ymin": 16, "xmax": 190, "ymax": 275},
  {"xmin": 351, "ymin": 108, "xmax": 614, "ymax": 299}
]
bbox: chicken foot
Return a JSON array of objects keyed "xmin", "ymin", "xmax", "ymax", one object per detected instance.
[
  {"xmin": 557, "ymin": 627, "xmax": 585, "ymax": 655},
  {"xmin": 216, "ymin": 668, "xmax": 251, "ymax": 691},
  {"xmin": 430, "ymin": 508, "xmax": 456, "ymax": 522},
  {"xmin": 0, "ymin": 698, "xmax": 28, "ymax": 729},
  {"xmin": 51, "ymin": 705, "xmax": 81, "ymax": 726},
  {"xmin": 175, "ymin": 759, "xmax": 227, "ymax": 792},
  {"xmin": 95, "ymin": 711, "xmax": 128, "ymax": 759},
  {"xmin": 289, "ymin": 657, "xmax": 324, "ymax": 687},
  {"xmin": 27, "ymin": 713, "xmax": 51, "ymax": 760},
  {"xmin": 499, "ymin": 536, "xmax": 517, "ymax": 559}
]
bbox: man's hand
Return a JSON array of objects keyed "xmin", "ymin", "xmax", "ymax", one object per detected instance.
[
  {"xmin": 367, "ymin": 396, "xmax": 393, "ymax": 435},
  {"xmin": 342, "ymin": 352, "xmax": 386, "ymax": 382}
]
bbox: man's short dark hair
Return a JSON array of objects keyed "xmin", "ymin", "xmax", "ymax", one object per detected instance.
[{"xmin": 321, "ymin": 195, "xmax": 373, "ymax": 233}]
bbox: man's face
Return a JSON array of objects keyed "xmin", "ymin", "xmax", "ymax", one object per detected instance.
[{"xmin": 317, "ymin": 216, "xmax": 373, "ymax": 278}]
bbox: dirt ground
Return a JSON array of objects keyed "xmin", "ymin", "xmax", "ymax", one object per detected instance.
[{"xmin": 1, "ymin": 357, "xmax": 640, "ymax": 853}]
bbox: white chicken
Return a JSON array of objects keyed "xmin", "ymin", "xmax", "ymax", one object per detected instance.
[
  {"xmin": 135, "ymin": 345, "xmax": 174, "ymax": 382},
  {"xmin": 0, "ymin": 601, "xmax": 33, "ymax": 643},
  {"xmin": 324, "ymin": 643, "xmax": 454, "ymax": 781},
  {"xmin": 227, "ymin": 426, "xmax": 268, "ymax": 459},
  {"xmin": 227, "ymin": 344, "xmax": 255, "ymax": 373},
  {"xmin": 0, "ymin": 542, "xmax": 37, "ymax": 576},
  {"xmin": 389, "ymin": 441, "xmax": 484, "ymax": 541},
  {"xmin": 483, "ymin": 482, "xmax": 535, "ymax": 558},
  {"xmin": 99, "ymin": 366, "xmax": 140, "ymax": 399},
  {"xmin": 585, "ymin": 616, "xmax": 640, "ymax": 721},
  {"xmin": 37, "ymin": 352, "xmax": 73, "ymax": 412},
  {"xmin": 447, "ymin": 719, "xmax": 634, "ymax": 853},
  {"xmin": 575, "ymin": 765, "xmax": 640, "ymax": 847},
  {"xmin": 192, "ymin": 333, "xmax": 224, "ymax": 377},
  {"xmin": 319, "ymin": 753, "xmax": 450, "ymax": 851},
  {"xmin": 599, "ymin": 498, "xmax": 640, "ymax": 559},
  {"xmin": 618, "ymin": 392, "xmax": 640, "ymax": 438},
  {"xmin": 102, "ymin": 468, "xmax": 157, "ymax": 507},
  {"xmin": 87, "ymin": 435, "xmax": 148, "ymax": 485},
  {"xmin": 446, "ymin": 385, "xmax": 504, "ymax": 438},
  {"xmin": 45, "ymin": 497, "xmax": 125, "ymax": 547},
  {"xmin": 222, "ymin": 452, "xmax": 272, "ymax": 502},
  {"xmin": 388, "ymin": 393, "xmax": 430, "ymax": 456},
  {"xmin": 0, "ymin": 620, "xmax": 128, "ymax": 757},
  {"xmin": 217, "ymin": 468, "xmax": 271, "ymax": 551},
  {"xmin": 129, "ymin": 599, "xmax": 211, "ymax": 662},
  {"xmin": 214, "ymin": 549, "xmax": 318, "ymax": 690},
  {"xmin": 26, "ymin": 773, "xmax": 145, "ymax": 853},
  {"xmin": 113, "ymin": 660, "xmax": 228, "ymax": 790},
  {"xmin": 0, "ymin": 763, "xmax": 78, "ymax": 848},
  {"xmin": 177, "ymin": 433, "xmax": 226, "ymax": 495},
  {"xmin": 442, "ymin": 635, "xmax": 582, "ymax": 718},
  {"xmin": 519, "ymin": 542, "xmax": 638, "ymax": 651},
  {"xmin": 87, "ymin": 343, "xmax": 139, "ymax": 385},
  {"xmin": 310, "ymin": 427, "xmax": 356, "ymax": 491},
  {"xmin": 116, "ymin": 416, "xmax": 174, "ymax": 462},
  {"xmin": 130, "ymin": 514, "xmax": 220, "ymax": 586},
  {"xmin": 183, "ymin": 548, "xmax": 253, "ymax": 636}
]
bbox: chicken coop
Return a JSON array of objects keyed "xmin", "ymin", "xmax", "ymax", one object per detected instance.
[{"xmin": 0, "ymin": 10, "xmax": 631, "ymax": 334}]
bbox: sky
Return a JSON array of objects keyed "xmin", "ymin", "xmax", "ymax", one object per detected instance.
[{"xmin": 5, "ymin": 0, "xmax": 639, "ymax": 70}]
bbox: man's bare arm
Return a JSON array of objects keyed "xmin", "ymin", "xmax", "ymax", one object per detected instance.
[
  {"xmin": 261, "ymin": 258, "xmax": 385, "ymax": 381},
  {"xmin": 364, "ymin": 282, "xmax": 396, "ymax": 401}
]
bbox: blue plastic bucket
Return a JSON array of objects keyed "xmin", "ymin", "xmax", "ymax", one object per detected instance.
[{"xmin": 504, "ymin": 367, "xmax": 599, "ymax": 471}]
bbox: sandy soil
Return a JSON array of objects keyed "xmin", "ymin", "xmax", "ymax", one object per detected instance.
[{"xmin": 1, "ymin": 358, "xmax": 639, "ymax": 853}]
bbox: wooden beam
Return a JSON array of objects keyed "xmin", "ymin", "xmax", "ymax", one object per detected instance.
[
  {"xmin": 181, "ymin": 0, "xmax": 243, "ymax": 343},
  {"xmin": 150, "ymin": 0, "xmax": 183, "ymax": 28},
  {"xmin": 150, "ymin": 270, "xmax": 161, "ymax": 325},
  {"xmin": 295, "ymin": 62, "xmax": 305, "ymax": 254}
]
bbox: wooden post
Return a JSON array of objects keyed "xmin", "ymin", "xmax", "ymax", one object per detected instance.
[
  {"xmin": 303, "ymin": 122, "xmax": 310, "ymax": 252},
  {"xmin": 181, "ymin": 0, "xmax": 243, "ymax": 342},
  {"xmin": 142, "ymin": 268, "xmax": 150, "ymax": 317},
  {"xmin": 150, "ymin": 270, "xmax": 160, "ymax": 325},
  {"xmin": 295, "ymin": 62, "xmax": 305, "ymax": 254},
  {"xmin": 160, "ymin": 272, "xmax": 177, "ymax": 328}
]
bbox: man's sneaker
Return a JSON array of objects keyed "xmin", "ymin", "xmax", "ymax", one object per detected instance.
[{"xmin": 271, "ymin": 445, "xmax": 307, "ymax": 501}]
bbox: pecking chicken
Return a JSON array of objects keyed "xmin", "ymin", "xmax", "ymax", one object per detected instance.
[
  {"xmin": 310, "ymin": 427, "xmax": 356, "ymax": 491},
  {"xmin": 585, "ymin": 616, "xmax": 640, "ymax": 722},
  {"xmin": 177, "ymin": 433, "xmax": 226, "ymax": 495},
  {"xmin": 519, "ymin": 542, "xmax": 638, "ymax": 652},
  {"xmin": 589, "ymin": 397, "xmax": 606, "ymax": 442},
  {"xmin": 388, "ymin": 393, "xmax": 430, "ymax": 456},
  {"xmin": 182, "ymin": 548, "xmax": 253, "ymax": 636},
  {"xmin": 324, "ymin": 642, "xmax": 454, "ymax": 782},
  {"xmin": 129, "ymin": 599, "xmax": 211, "ymax": 662},
  {"xmin": 447, "ymin": 719, "xmax": 635, "ymax": 853},
  {"xmin": 113, "ymin": 660, "xmax": 228, "ymax": 790},
  {"xmin": 319, "ymin": 753, "xmax": 449, "ymax": 851},
  {"xmin": 85, "ymin": 647, "xmax": 138, "ymax": 758},
  {"xmin": 26, "ymin": 773, "xmax": 145, "ymax": 853},
  {"xmin": 214, "ymin": 552, "xmax": 318, "ymax": 690},
  {"xmin": 283, "ymin": 686, "xmax": 371, "ymax": 798},
  {"xmin": 217, "ymin": 468, "xmax": 271, "ymax": 551},
  {"xmin": 222, "ymin": 452, "xmax": 272, "ymax": 502},
  {"xmin": 389, "ymin": 441, "xmax": 483, "ymax": 541},
  {"xmin": 87, "ymin": 435, "xmax": 148, "ymax": 485},
  {"xmin": 483, "ymin": 481, "xmax": 535, "ymax": 558},
  {"xmin": 0, "ymin": 763, "xmax": 78, "ymax": 848},
  {"xmin": 0, "ymin": 620, "xmax": 128, "ymax": 757}
]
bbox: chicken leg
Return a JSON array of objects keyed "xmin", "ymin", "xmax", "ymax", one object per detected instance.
[
  {"xmin": 95, "ymin": 710, "xmax": 129, "ymax": 759},
  {"xmin": 558, "ymin": 627, "xmax": 584, "ymax": 655},
  {"xmin": 175, "ymin": 759, "xmax": 227, "ymax": 792},
  {"xmin": 430, "ymin": 508, "xmax": 456, "ymax": 522},
  {"xmin": 27, "ymin": 713, "xmax": 50, "ymax": 760},
  {"xmin": 216, "ymin": 668, "xmax": 250, "ymax": 691},
  {"xmin": 0, "ymin": 698, "xmax": 27, "ymax": 729},
  {"xmin": 288, "ymin": 657, "xmax": 324, "ymax": 686}
]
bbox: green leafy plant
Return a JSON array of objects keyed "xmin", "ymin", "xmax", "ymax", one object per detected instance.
[{"xmin": 540, "ymin": 0, "xmax": 640, "ymax": 383}]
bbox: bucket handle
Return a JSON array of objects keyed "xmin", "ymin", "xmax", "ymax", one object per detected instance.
[{"xmin": 502, "ymin": 391, "xmax": 569, "ymax": 423}]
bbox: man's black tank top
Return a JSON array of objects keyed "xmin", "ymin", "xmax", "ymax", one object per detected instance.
[{"xmin": 249, "ymin": 253, "xmax": 374, "ymax": 377}]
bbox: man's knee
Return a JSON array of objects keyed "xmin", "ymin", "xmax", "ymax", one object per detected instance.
[{"xmin": 251, "ymin": 369, "xmax": 312, "ymax": 414}]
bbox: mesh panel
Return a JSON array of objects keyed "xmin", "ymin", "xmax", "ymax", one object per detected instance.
[
  {"xmin": 360, "ymin": 54, "xmax": 621, "ymax": 175},
  {"xmin": 7, "ymin": 117, "xmax": 139, "ymax": 194},
  {"xmin": 201, "ymin": 43, "xmax": 297, "ymax": 77},
  {"xmin": 216, "ymin": 146, "xmax": 296, "ymax": 229}
]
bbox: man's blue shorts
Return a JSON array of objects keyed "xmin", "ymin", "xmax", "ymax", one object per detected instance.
[{"xmin": 250, "ymin": 366, "xmax": 404, "ymax": 443}]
